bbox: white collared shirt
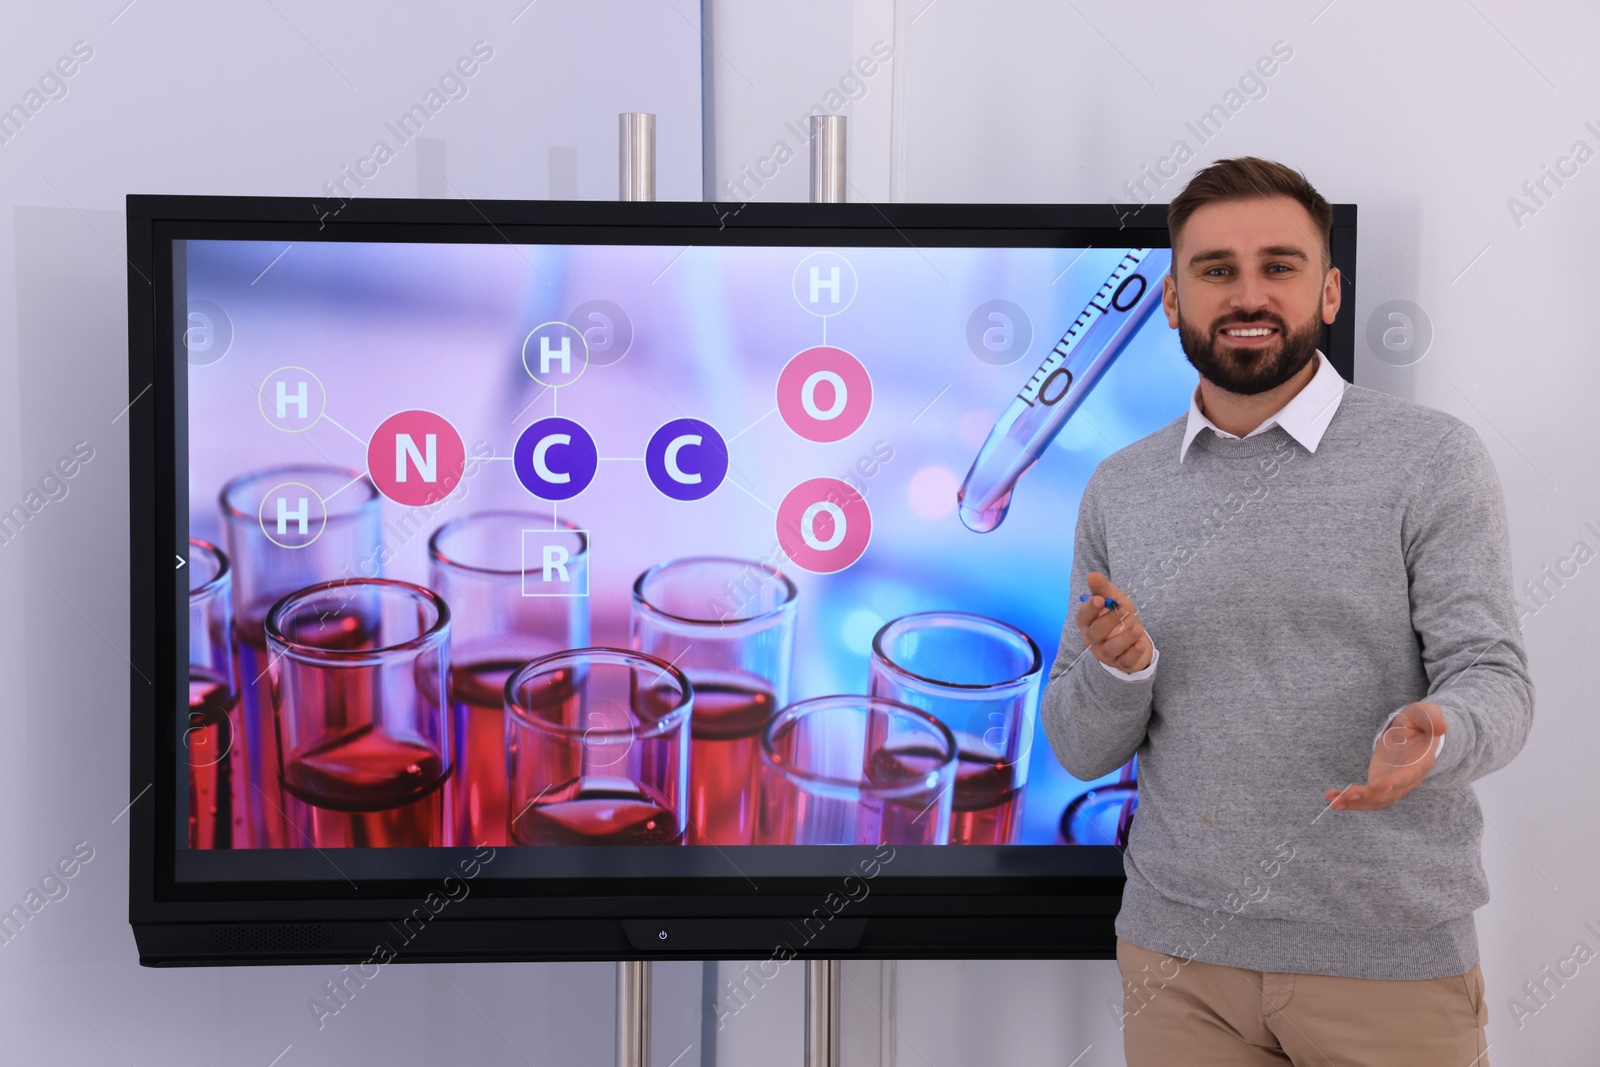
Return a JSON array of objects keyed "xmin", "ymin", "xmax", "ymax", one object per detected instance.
[
  {"xmin": 1178, "ymin": 349, "xmax": 1346, "ymax": 462},
  {"xmin": 1100, "ymin": 349, "xmax": 1346, "ymax": 682}
]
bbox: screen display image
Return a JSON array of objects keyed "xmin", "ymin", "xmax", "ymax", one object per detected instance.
[{"xmin": 178, "ymin": 237, "xmax": 1195, "ymax": 859}]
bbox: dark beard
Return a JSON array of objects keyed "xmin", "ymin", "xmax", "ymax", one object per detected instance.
[{"xmin": 1177, "ymin": 302, "xmax": 1323, "ymax": 396}]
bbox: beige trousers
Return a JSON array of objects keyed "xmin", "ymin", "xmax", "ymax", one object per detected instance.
[{"xmin": 1117, "ymin": 938, "xmax": 1491, "ymax": 1067}]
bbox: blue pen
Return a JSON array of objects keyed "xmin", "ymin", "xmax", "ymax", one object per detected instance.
[{"xmin": 1079, "ymin": 594, "xmax": 1119, "ymax": 609}]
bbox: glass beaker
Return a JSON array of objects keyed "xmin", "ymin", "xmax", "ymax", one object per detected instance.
[
  {"xmin": 186, "ymin": 538, "xmax": 243, "ymax": 848},
  {"xmin": 1061, "ymin": 781, "xmax": 1139, "ymax": 846},
  {"xmin": 266, "ymin": 579, "xmax": 452, "ymax": 848},
  {"xmin": 429, "ymin": 511, "xmax": 589, "ymax": 847},
  {"xmin": 221, "ymin": 465, "xmax": 382, "ymax": 848},
  {"xmin": 505, "ymin": 648, "xmax": 691, "ymax": 846},
  {"xmin": 631, "ymin": 557, "xmax": 797, "ymax": 846},
  {"xmin": 868, "ymin": 612, "xmax": 1042, "ymax": 844},
  {"xmin": 757, "ymin": 695, "xmax": 957, "ymax": 846}
]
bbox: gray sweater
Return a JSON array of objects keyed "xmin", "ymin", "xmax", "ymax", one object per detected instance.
[{"xmin": 1041, "ymin": 383, "xmax": 1534, "ymax": 980}]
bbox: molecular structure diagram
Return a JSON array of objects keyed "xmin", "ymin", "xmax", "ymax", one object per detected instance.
[{"xmin": 246, "ymin": 251, "xmax": 878, "ymax": 580}]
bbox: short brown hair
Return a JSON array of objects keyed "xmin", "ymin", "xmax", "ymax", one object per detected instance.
[{"xmin": 1168, "ymin": 157, "xmax": 1333, "ymax": 269}]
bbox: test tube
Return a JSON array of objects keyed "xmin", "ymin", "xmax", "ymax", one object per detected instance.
[
  {"xmin": 868, "ymin": 612, "xmax": 1041, "ymax": 845},
  {"xmin": 1061, "ymin": 776, "xmax": 1139, "ymax": 846},
  {"xmin": 757, "ymin": 696, "xmax": 957, "ymax": 846},
  {"xmin": 220, "ymin": 465, "xmax": 381, "ymax": 848},
  {"xmin": 266, "ymin": 579, "xmax": 453, "ymax": 848},
  {"xmin": 958, "ymin": 248, "xmax": 1172, "ymax": 533},
  {"xmin": 429, "ymin": 511, "xmax": 590, "ymax": 848},
  {"xmin": 186, "ymin": 538, "xmax": 243, "ymax": 849},
  {"xmin": 631, "ymin": 557, "xmax": 797, "ymax": 846},
  {"xmin": 505, "ymin": 648, "xmax": 692, "ymax": 846}
]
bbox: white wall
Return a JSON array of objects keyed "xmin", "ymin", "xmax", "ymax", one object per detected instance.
[
  {"xmin": 707, "ymin": 2, "xmax": 1600, "ymax": 1065},
  {"xmin": 0, "ymin": 2, "xmax": 699, "ymax": 1064}
]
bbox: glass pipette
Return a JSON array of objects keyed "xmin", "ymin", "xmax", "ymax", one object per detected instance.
[{"xmin": 957, "ymin": 248, "xmax": 1172, "ymax": 533}]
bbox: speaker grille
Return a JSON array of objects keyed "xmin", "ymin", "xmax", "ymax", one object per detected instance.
[{"xmin": 212, "ymin": 923, "xmax": 345, "ymax": 953}]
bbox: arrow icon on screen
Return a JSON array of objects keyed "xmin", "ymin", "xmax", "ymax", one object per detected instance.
[{"xmin": 176, "ymin": 555, "xmax": 186, "ymax": 570}]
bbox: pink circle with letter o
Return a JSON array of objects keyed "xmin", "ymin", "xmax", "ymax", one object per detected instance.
[
  {"xmin": 777, "ymin": 478, "xmax": 873, "ymax": 574},
  {"xmin": 776, "ymin": 346, "xmax": 872, "ymax": 443},
  {"xmin": 366, "ymin": 409, "xmax": 466, "ymax": 507}
]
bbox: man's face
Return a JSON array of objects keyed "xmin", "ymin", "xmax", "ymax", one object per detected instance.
[{"xmin": 1162, "ymin": 195, "xmax": 1341, "ymax": 396}]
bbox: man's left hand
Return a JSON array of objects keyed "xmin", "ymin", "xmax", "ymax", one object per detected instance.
[{"xmin": 1324, "ymin": 702, "xmax": 1448, "ymax": 812}]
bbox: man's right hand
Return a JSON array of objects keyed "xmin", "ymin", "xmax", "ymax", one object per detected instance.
[{"xmin": 1076, "ymin": 571, "xmax": 1154, "ymax": 674}]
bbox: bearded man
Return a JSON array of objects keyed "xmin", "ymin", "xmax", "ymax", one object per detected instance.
[{"xmin": 1043, "ymin": 156, "xmax": 1530, "ymax": 1067}]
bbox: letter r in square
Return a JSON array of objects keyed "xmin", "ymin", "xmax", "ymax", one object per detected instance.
[{"xmin": 521, "ymin": 528, "xmax": 588, "ymax": 597}]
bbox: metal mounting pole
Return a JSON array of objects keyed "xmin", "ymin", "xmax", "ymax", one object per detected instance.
[
  {"xmin": 620, "ymin": 112, "xmax": 657, "ymax": 202},
  {"xmin": 804, "ymin": 958, "xmax": 841, "ymax": 1067},
  {"xmin": 617, "ymin": 959, "xmax": 651, "ymax": 1067},
  {"xmin": 809, "ymin": 114, "xmax": 847, "ymax": 204}
]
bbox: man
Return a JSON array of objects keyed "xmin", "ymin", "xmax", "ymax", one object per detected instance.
[{"xmin": 1042, "ymin": 156, "xmax": 1532, "ymax": 1066}]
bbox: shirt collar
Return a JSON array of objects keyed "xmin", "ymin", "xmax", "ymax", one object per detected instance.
[{"xmin": 1179, "ymin": 349, "xmax": 1346, "ymax": 462}]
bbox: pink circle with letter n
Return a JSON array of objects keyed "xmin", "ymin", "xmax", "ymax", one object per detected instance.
[
  {"xmin": 777, "ymin": 477, "xmax": 872, "ymax": 574},
  {"xmin": 366, "ymin": 409, "xmax": 466, "ymax": 506},
  {"xmin": 776, "ymin": 346, "xmax": 873, "ymax": 442}
]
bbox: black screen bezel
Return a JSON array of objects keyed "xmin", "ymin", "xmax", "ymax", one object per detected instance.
[{"xmin": 128, "ymin": 195, "xmax": 1356, "ymax": 964}]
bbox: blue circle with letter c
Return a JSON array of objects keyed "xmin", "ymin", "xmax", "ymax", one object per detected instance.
[
  {"xmin": 645, "ymin": 418, "xmax": 728, "ymax": 502},
  {"xmin": 514, "ymin": 417, "xmax": 598, "ymax": 501}
]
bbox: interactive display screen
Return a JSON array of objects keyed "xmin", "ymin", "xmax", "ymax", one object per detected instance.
[{"xmin": 177, "ymin": 237, "xmax": 1195, "ymax": 862}]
